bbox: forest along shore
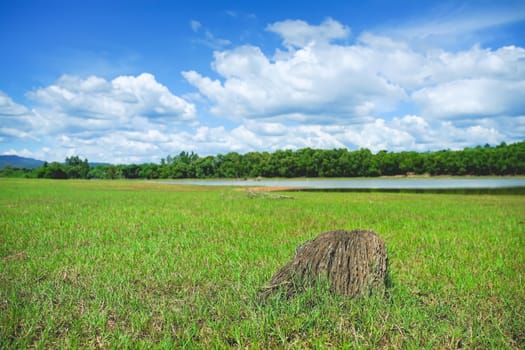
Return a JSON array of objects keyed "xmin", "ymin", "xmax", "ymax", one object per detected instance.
[{"xmin": 2, "ymin": 141, "xmax": 524, "ymax": 179}]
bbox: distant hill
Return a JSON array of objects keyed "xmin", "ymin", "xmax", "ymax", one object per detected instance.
[
  {"xmin": 90, "ymin": 162, "xmax": 112, "ymax": 167},
  {"xmin": 0, "ymin": 155, "xmax": 45, "ymax": 169}
]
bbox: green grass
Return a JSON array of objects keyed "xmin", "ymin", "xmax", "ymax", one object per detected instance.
[{"xmin": 1, "ymin": 178, "xmax": 524, "ymax": 348}]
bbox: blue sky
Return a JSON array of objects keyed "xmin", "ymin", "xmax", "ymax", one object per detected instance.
[{"xmin": 1, "ymin": 0, "xmax": 524, "ymax": 163}]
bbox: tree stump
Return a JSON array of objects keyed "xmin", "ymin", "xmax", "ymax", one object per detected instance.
[{"xmin": 260, "ymin": 229, "xmax": 387, "ymax": 299}]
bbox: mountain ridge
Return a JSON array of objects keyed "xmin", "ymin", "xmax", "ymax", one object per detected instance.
[{"xmin": 0, "ymin": 155, "xmax": 45, "ymax": 169}]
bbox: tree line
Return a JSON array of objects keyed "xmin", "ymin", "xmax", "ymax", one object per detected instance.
[{"xmin": 2, "ymin": 141, "xmax": 524, "ymax": 179}]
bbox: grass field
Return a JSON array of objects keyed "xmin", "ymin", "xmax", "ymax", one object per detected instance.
[{"xmin": 1, "ymin": 178, "xmax": 524, "ymax": 348}]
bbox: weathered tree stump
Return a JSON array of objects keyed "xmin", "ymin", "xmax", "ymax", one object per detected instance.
[{"xmin": 260, "ymin": 229, "xmax": 387, "ymax": 299}]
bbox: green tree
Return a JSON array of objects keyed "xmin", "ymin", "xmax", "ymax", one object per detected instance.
[
  {"xmin": 139, "ymin": 163, "xmax": 160, "ymax": 179},
  {"xmin": 217, "ymin": 152, "xmax": 242, "ymax": 178},
  {"xmin": 121, "ymin": 164, "xmax": 141, "ymax": 179},
  {"xmin": 39, "ymin": 162, "xmax": 68, "ymax": 179},
  {"xmin": 64, "ymin": 156, "xmax": 89, "ymax": 179}
]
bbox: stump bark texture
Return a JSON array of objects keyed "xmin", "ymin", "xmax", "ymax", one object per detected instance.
[{"xmin": 261, "ymin": 229, "xmax": 387, "ymax": 299}]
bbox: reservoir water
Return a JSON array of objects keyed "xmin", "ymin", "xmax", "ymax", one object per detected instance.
[{"xmin": 159, "ymin": 177, "xmax": 525, "ymax": 193}]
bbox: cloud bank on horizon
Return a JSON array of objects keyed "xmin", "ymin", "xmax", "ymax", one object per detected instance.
[{"xmin": 1, "ymin": 3, "xmax": 524, "ymax": 163}]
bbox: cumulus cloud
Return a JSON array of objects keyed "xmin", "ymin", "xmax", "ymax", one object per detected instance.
[
  {"xmin": 183, "ymin": 17, "xmax": 524, "ymax": 153},
  {"xmin": 1, "ymin": 74, "xmax": 199, "ymax": 162},
  {"xmin": 9, "ymin": 73, "xmax": 195, "ymax": 144},
  {"xmin": 183, "ymin": 39, "xmax": 406, "ymax": 121},
  {"xmin": 185, "ymin": 18, "xmax": 525, "ymax": 123},
  {"xmin": 0, "ymin": 91, "xmax": 41, "ymax": 142},
  {"xmin": 232, "ymin": 116, "xmax": 506, "ymax": 153},
  {"xmin": 29, "ymin": 73, "xmax": 196, "ymax": 123},
  {"xmin": 3, "ymin": 17, "xmax": 524, "ymax": 163},
  {"xmin": 0, "ymin": 92, "xmax": 30, "ymax": 116},
  {"xmin": 413, "ymin": 78, "xmax": 525, "ymax": 118}
]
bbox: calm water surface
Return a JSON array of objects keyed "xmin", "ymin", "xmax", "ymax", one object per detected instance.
[{"xmin": 159, "ymin": 177, "xmax": 525, "ymax": 190}]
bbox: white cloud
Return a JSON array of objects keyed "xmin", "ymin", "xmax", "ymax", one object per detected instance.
[
  {"xmin": 0, "ymin": 91, "xmax": 40, "ymax": 141},
  {"xmin": 413, "ymin": 78, "xmax": 525, "ymax": 118},
  {"xmin": 385, "ymin": 3, "xmax": 525, "ymax": 44},
  {"xmin": 183, "ymin": 39, "xmax": 406, "ymax": 121},
  {"xmin": 1, "ymin": 74, "xmax": 199, "ymax": 162},
  {"xmin": 190, "ymin": 21, "xmax": 231, "ymax": 50},
  {"xmin": 3, "ymin": 17, "xmax": 524, "ymax": 163},
  {"xmin": 350, "ymin": 36, "xmax": 525, "ymax": 91},
  {"xmin": 183, "ymin": 18, "xmax": 524, "ymax": 152},
  {"xmin": 438, "ymin": 121, "xmax": 504, "ymax": 148},
  {"xmin": 225, "ymin": 10, "xmax": 256, "ymax": 20},
  {"xmin": 190, "ymin": 20, "xmax": 201, "ymax": 32},
  {"xmin": 0, "ymin": 111, "xmax": 517, "ymax": 163},
  {"xmin": 266, "ymin": 17, "xmax": 350, "ymax": 48},
  {"xmin": 345, "ymin": 119, "xmax": 415, "ymax": 151},
  {"xmin": 0, "ymin": 91, "xmax": 30, "ymax": 116},
  {"xmin": 243, "ymin": 120, "xmax": 288, "ymax": 136},
  {"xmin": 28, "ymin": 73, "xmax": 196, "ymax": 131},
  {"xmin": 188, "ymin": 117, "xmax": 505, "ymax": 154},
  {"xmin": 48, "ymin": 131, "xmax": 163, "ymax": 164},
  {"xmin": 0, "ymin": 128, "xmax": 34, "ymax": 140},
  {"xmin": 202, "ymin": 31, "xmax": 231, "ymax": 49},
  {"xmin": 1, "ymin": 148, "xmax": 35, "ymax": 158}
]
